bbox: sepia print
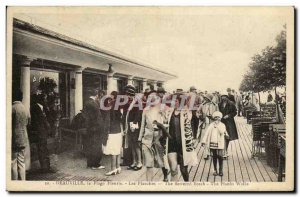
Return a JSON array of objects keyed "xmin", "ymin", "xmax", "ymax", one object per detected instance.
[{"xmin": 6, "ymin": 6, "xmax": 294, "ymax": 192}]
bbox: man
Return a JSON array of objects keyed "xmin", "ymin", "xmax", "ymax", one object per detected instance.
[
  {"xmin": 30, "ymin": 93, "xmax": 54, "ymax": 173},
  {"xmin": 12, "ymin": 89, "xmax": 30, "ymax": 180},
  {"xmin": 267, "ymin": 91, "xmax": 273, "ymax": 103},
  {"xmin": 197, "ymin": 94, "xmax": 219, "ymax": 160},
  {"xmin": 235, "ymin": 91, "xmax": 243, "ymax": 116},
  {"xmin": 189, "ymin": 86, "xmax": 202, "ymax": 139},
  {"xmin": 212, "ymin": 91, "xmax": 220, "ymax": 105},
  {"xmin": 227, "ymin": 88, "xmax": 235, "ymax": 103},
  {"xmin": 83, "ymin": 89, "xmax": 105, "ymax": 169},
  {"xmin": 219, "ymin": 95, "xmax": 238, "ymax": 158}
]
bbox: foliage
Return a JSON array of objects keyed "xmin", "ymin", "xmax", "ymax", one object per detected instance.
[
  {"xmin": 239, "ymin": 26, "xmax": 286, "ymax": 92},
  {"xmin": 38, "ymin": 77, "xmax": 58, "ymax": 95}
]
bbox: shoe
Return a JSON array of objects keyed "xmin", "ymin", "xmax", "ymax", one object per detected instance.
[
  {"xmin": 41, "ymin": 168, "xmax": 57, "ymax": 173},
  {"xmin": 204, "ymin": 156, "xmax": 210, "ymax": 160},
  {"xmin": 134, "ymin": 164, "xmax": 143, "ymax": 171},
  {"xmin": 127, "ymin": 164, "xmax": 136, "ymax": 170},
  {"xmin": 219, "ymin": 171, "xmax": 223, "ymax": 176},
  {"xmin": 92, "ymin": 165, "xmax": 105, "ymax": 170},
  {"xmin": 105, "ymin": 169, "xmax": 118, "ymax": 176},
  {"xmin": 116, "ymin": 167, "xmax": 121, "ymax": 174},
  {"xmin": 213, "ymin": 171, "xmax": 218, "ymax": 176}
]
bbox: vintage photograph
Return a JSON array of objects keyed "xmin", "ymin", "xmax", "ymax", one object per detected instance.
[{"xmin": 6, "ymin": 7, "xmax": 294, "ymax": 191}]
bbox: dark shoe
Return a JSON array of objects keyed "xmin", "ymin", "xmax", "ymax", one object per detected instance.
[
  {"xmin": 41, "ymin": 168, "xmax": 57, "ymax": 173},
  {"xmin": 134, "ymin": 165, "xmax": 143, "ymax": 171},
  {"xmin": 204, "ymin": 156, "xmax": 210, "ymax": 160},
  {"xmin": 219, "ymin": 171, "xmax": 223, "ymax": 176},
  {"xmin": 127, "ymin": 164, "xmax": 136, "ymax": 170}
]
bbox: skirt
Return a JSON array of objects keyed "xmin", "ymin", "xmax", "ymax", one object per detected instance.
[{"xmin": 103, "ymin": 133, "xmax": 122, "ymax": 155}]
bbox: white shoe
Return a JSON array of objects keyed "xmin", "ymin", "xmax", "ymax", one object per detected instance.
[
  {"xmin": 105, "ymin": 169, "xmax": 118, "ymax": 176},
  {"xmin": 92, "ymin": 165, "xmax": 105, "ymax": 170},
  {"xmin": 116, "ymin": 167, "xmax": 121, "ymax": 174}
]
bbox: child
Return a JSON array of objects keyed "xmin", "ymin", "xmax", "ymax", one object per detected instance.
[{"xmin": 201, "ymin": 111, "xmax": 229, "ymax": 176}]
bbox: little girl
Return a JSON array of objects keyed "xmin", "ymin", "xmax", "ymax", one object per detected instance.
[{"xmin": 201, "ymin": 111, "xmax": 229, "ymax": 176}]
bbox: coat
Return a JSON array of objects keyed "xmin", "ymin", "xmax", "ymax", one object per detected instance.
[
  {"xmin": 83, "ymin": 97, "xmax": 105, "ymax": 150},
  {"xmin": 218, "ymin": 101, "xmax": 239, "ymax": 141},
  {"xmin": 201, "ymin": 121, "xmax": 228, "ymax": 150},
  {"xmin": 30, "ymin": 102, "xmax": 50, "ymax": 142},
  {"xmin": 164, "ymin": 107, "xmax": 198, "ymax": 167},
  {"xmin": 12, "ymin": 101, "xmax": 30, "ymax": 150}
]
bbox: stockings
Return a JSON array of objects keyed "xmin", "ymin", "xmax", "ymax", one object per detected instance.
[{"xmin": 211, "ymin": 150, "xmax": 223, "ymax": 173}]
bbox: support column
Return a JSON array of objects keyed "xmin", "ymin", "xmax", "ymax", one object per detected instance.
[
  {"xmin": 75, "ymin": 67, "xmax": 84, "ymax": 115},
  {"xmin": 20, "ymin": 57, "xmax": 34, "ymax": 109},
  {"xmin": 107, "ymin": 72, "xmax": 117, "ymax": 94},
  {"xmin": 152, "ymin": 80, "xmax": 158, "ymax": 91},
  {"xmin": 142, "ymin": 79, "xmax": 148, "ymax": 92},
  {"xmin": 127, "ymin": 75, "xmax": 134, "ymax": 86}
]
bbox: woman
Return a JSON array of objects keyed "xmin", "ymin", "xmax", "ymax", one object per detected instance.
[
  {"xmin": 197, "ymin": 94, "xmax": 219, "ymax": 160},
  {"xmin": 165, "ymin": 93, "xmax": 198, "ymax": 182},
  {"xmin": 138, "ymin": 92, "xmax": 170, "ymax": 181},
  {"xmin": 102, "ymin": 92, "xmax": 123, "ymax": 176},
  {"xmin": 123, "ymin": 86, "xmax": 143, "ymax": 171},
  {"xmin": 218, "ymin": 95, "xmax": 238, "ymax": 158}
]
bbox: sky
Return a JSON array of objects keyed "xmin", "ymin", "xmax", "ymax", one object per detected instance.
[{"xmin": 14, "ymin": 7, "xmax": 287, "ymax": 93}]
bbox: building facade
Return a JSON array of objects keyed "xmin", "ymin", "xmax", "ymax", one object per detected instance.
[{"xmin": 12, "ymin": 18, "xmax": 176, "ymax": 120}]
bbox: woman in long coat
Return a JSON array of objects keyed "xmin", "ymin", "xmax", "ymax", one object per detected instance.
[
  {"xmin": 218, "ymin": 95, "xmax": 238, "ymax": 157},
  {"xmin": 164, "ymin": 93, "xmax": 198, "ymax": 182}
]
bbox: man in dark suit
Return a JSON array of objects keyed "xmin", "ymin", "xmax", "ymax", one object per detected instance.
[
  {"xmin": 30, "ymin": 93, "xmax": 53, "ymax": 173},
  {"xmin": 83, "ymin": 89, "xmax": 106, "ymax": 169}
]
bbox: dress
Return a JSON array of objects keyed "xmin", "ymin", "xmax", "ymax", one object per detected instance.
[
  {"xmin": 168, "ymin": 112, "xmax": 184, "ymax": 165},
  {"xmin": 139, "ymin": 105, "xmax": 164, "ymax": 168},
  {"xmin": 103, "ymin": 102, "xmax": 122, "ymax": 155}
]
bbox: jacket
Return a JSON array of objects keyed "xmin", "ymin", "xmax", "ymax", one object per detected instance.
[
  {"xmin": 219, "ymin": 101, "xmax": 239, "ymax": 141},
  {"xmin": 30, "ymin": 102, "xmax": 50, "ymax": 141},
  {"xmin": 201, "ymin": 121, "xmax": 228, "ymax": 149},
  {"xmin": 12, "ymin": 101, "xmax": 30, "ymax": 150}
]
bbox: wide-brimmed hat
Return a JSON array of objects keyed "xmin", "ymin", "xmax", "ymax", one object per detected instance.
[
  {"xmin": 221, "ymin": 94, "xmax": 230, "ymax": 99},
  {"xmin": 212, "ymin": 111, "xmax": 223, "ymax": 119},
  {"xmin": 124, "ymin": 85, "xmax": 136, "ymax": 96},
  {"xmin": 203, "ymin": 93, "xmax": 213, "ymax": 101}
]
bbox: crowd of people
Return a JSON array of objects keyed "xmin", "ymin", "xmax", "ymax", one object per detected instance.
[{"xmin": 12, "ymin": 84, "xmax": 267, "ymax": 182}]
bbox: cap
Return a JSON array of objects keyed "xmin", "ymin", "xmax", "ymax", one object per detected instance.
[{"xmin": 212, "ymin": 111, "xmax": 223, "ymax": 119}]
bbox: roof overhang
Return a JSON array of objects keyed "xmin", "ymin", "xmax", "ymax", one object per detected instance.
[{"xmin": 12, "ymin": 19, "xmax": 177, "ymax": 82}]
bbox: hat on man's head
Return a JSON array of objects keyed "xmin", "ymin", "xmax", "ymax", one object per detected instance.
[
  {"xmin": 157, "ymin": 87, "xmax": 166, "ymax": 94},
  {"xmin": 221, "ymin": 94, "xmax": 230, "ymax": 100},
  {"xmin": 227, "ymin": 88, "xmax": 231, "ymax": 92},
  {"xmin": 203, "ymin": 93, "xmax": 213, "ymax": 101},
  {"xmin": 212, "ymin": 111, "xmax": 223, "ymax": 119},
  {"xmin": 190, "ymin": 86, "xmax": 196, "ymax": 91},
  {"xmin": 124, "ymin": 84, "xmax": 136, "ymax": 96}
]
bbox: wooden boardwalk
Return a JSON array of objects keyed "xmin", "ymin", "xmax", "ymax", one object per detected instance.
[
  {"xmin": 131, "ymin": 117, "xmax": 278, "ymax": 182},
  {"xmin": 27, "ymin": 117, "xmax": 279, "ymax": 182}
]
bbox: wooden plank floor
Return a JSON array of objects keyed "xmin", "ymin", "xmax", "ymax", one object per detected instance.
[
  {"xmin": 27, "ymin": 117, "xmax": 279, "ymax": 182},
  {"xmin": 136, "ymin": 117, "xmax": 278, "ymax": 182}
]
